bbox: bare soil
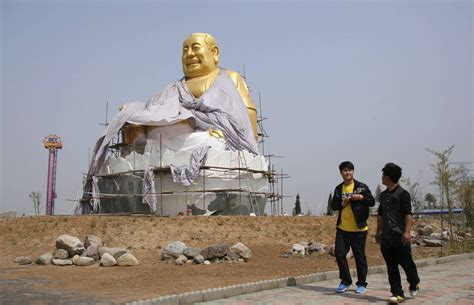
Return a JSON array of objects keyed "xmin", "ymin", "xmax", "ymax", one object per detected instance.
[{"xmin": 0, "ymin": 215, "xmax": 445, "ymax": 303}]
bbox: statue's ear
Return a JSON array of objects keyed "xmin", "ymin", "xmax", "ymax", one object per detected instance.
[{"xmin": 212, "ymin": 45, "xmax": 220, "ymax": 64}]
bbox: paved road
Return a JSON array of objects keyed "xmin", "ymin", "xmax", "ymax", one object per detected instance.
[{"xmin": 197, "ymin": 258, "xmax": 474, "ymax": 305}]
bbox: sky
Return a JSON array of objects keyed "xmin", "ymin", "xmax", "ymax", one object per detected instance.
[{"xmin": 1, "ymin": 0, "xmax": 472, "ymax": 216}]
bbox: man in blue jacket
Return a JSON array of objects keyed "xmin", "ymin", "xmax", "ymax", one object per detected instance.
[{"xmin": 331, "ymin": 161, "xmax": 375, "ymax": 294}]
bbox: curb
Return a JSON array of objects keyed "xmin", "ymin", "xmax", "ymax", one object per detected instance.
[{"xmin": 126, "ymin": 252, "xmax": 473, "ymax": 305}]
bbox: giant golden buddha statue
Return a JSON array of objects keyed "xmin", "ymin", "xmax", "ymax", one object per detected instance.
[
  {"xmin": 81, "ymin": 33, "xmax": 266, "ymax": 214},
  {"xmin": 86, "ymin": 32, "xmax": 260, "ymax": 178}
]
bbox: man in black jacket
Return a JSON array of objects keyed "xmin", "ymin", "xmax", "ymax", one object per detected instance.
[
  {"xmin": 376, "ymin": 163, "xmax": 420, "ymax": 304},
  {"xmin": 331, "ymin": 161, "xmax": 375, "ymax": 294}
]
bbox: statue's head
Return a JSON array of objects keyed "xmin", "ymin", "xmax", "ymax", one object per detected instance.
[{"xmin": 182, "ymin": 33, "xmax": 219, "ymax": 79}]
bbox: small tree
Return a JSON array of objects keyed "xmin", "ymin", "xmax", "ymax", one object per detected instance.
[
  {"xmin": 400, "ymin": 177, "xmax": 423, "ymax": 218},
  {"xmin": 293, "ymin": 193, "xmax": 302, "ymax": 216},
  {"xmin": 424, "ymin": 193, "xmax": 437, "ymax": 209},
  {"xmin": 427, "ymin": 145, "xmax": 463, "ymax": 249},
  {"xmin": 456, "ymin": 166, "xmax": 474, "ymax": 229},
  {"xmin": 326, "ymin": 193, "xmax": 334, "ymax": 216}
]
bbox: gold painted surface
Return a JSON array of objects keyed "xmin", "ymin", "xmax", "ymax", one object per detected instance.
[
  {"xmin": 208, "ymin": 128, "xmax": 225, "ymax": 138},
  {"xmin": 182, "ymin": 33, "xmax": 258, "ymax": 140}
]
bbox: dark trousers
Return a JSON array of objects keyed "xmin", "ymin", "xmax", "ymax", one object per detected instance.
[
  {"xmin": 335, "ymin": 228, "xmax": 368, "ymax": 287},
  {"xmin": 381, "ymin": 244, "xmax": 420, "ymax": 297}
]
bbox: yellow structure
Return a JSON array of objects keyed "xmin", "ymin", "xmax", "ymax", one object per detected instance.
[{"xmin": 182, "ymin": 33, "xmax": 258, "ymax": 140}]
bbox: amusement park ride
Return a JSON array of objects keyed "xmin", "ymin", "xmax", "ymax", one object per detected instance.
[{"xmin": 43, "ymin": 134, "xmax": 63, "ymax": 215}]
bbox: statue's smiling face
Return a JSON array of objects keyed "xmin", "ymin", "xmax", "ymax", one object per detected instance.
[{"xmin": 182, "ymin": 35, "xmax": 218, "ymax": 79}]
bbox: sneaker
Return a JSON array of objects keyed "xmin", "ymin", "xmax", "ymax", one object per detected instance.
[
  {"xmin": 409, "ymin": 285, "xmax": 419, "ymax": 297},
  {"xmin": 387, "ymin": 295, "xmax": 405, "ymax": 304},
  {"xmin": 335, "ymin": 283, "xmax": 350, "ymax": 293},
  {"xmin": 355, "ymin": 285, "xmax": 367, "ymax": 294}
]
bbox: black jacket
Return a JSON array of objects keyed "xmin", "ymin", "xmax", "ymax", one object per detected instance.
[{"xmin": 331, "ymin": 180, "xmax": 375, "ymax": 229}]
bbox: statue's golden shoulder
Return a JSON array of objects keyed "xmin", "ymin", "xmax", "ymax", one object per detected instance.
[{"xmin": 224, "ymin": 70, "xmax": 244, "ymax": 85}]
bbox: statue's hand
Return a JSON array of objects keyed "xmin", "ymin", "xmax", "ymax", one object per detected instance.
[{"xmin": 208, "ymin": 128, "xmax": 224, "ymax": 138}]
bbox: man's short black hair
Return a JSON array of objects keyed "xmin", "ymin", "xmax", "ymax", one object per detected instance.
[
  {"xmin": 382, "ymin": 162, "xmax": 402, "ymax": 183},
  {"xmin": 339, "ymin": 161, "xmax": 354, "ymax": 171}
]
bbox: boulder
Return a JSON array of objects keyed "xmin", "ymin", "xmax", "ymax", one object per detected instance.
[
  {"xmin": 201, "ymin": 244, "xmax": 230, "ymax": 260},
  {"xmin": 116, "ymin": 253, "xmax": 139, "ymax": 266},
  {"xmin": 193, "ymin": 255, "xmax": 205, "ymax": 264},
  {"xmin": 317, "ymin": 248, "xmax": 326, "ymax": 255},
  {"xmin": 55, "ymin": 235, "xmax": 85, "ymax": 257},
  {"xmin": 72, "ymin": 255, "xmax": 81, "ymax": 265},
  {"xmin": 417, "ymin": 225, "xmax": 435, "ymax": 236},
  {"xmin": 35, "ymin": 253, "xmax": 53, "ymax": 265},
  {"xmin": 52, "ymin": 259, "xmax": 73, "ymax": 266},
  {"xmin": 292, "ymin": 243, "xmax": 305, "ymax": 252},
  {"xmin": 327, "ymin": 246, "xmax": 352, "ymax": 258},
  {"xmin": 54, "ymin": 249, "xmax": 69, "ymax": 259},
  {"xmin": 225, "ymin": 250, "xmax": 240, "ymax": 262},
  {"xmin": 441, "ymin": 231, "xmax": 450, "ymax": 241},
  {"xmin": 346, "ymin": 248, "xmax": 353, "ymax": 259},
  {"xmin": 230, "ymin": 242, "xmax": 252, "ymax": 261},
  {"xmin": 75, "ymin": 256, "xmax": 95, "ymax": 266},
  {"xmin": 15, "ymin": 256, "xmax": 32, "ymax": 265},
  {"xmin": 203, "ymin": 260, "xmax": 211, "ymax": 265},
  {"xmin": 183, "ymin": 247, "xmax": 202, "ymax": 259},
  {"xmin": 161, "ymin": 241, "xmax": 188, "ymax": 260},
  {"xmin": 424, "ymin": 239, "xmax": 443, "ymax": 247},
  {"xmin": 98, "ymin": 247, "xmax": 128, "ymax": 260},
  {"xmin": 100, "ymin": 253, "xmax": 116, "ymax": 267},
  {"xmin": 429, "ymin": 233, "xmax": 442, "ymax": 240},
  {"xmin": 306, "ymin": 242, "xmax": 326, "ymax": 253},
  {"xmin": 86, "ymin": 245, "xmax": 100, "ymax": 261},
  {"xmin": 175, "ymin": 255, "xmax": 187, "ymax": 265},
  {"xmin": 84, "ymin": 235, "xmax": 103, "ymax": 249},
  {"xmin": 298, "ymin": 241, "xmax": 308, "ymax": 247},
  {"xmin": 327, "ymin": 245, "xmax": 336, "ymax": 256},
  {"xmin": 414, "ymin": 237, "xmax": 426, "ymax": 246},
  {"xmin": 458, "ymin": 231, "xmax": 467, "ymax": 237}
]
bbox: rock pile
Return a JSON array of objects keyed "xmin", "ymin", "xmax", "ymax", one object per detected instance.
[
  {"xmin": 281, "ymin": 241, "xmax": 354, "ymax": 258},
  {"xmin": 14, "ymin": 234, "xmax": 139, "ymax": 267},
  {"xmin": 412, "ymin": 223, "xmax": 472, "ymax": 247},
  {"xmin": 161, "ymin": 241, "xmax": 252, "ymax": 265}
]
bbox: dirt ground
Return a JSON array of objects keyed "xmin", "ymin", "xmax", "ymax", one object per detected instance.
[{"xmin": 0, "ymin": 215, "xmax": 447, "ymax": 303}]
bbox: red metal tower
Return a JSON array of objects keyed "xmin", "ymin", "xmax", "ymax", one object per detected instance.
[{"xmin": 43, "ymin": 135, "xmax": 63, "ymax": 215}]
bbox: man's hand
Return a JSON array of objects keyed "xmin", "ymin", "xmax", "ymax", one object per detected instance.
[
  {"xmin": 342, "ymin": 197, "xmax": 351, "ymax": 207},
  {"xmin": 402, "ymin": 231, "xmax": 411, "ymax": 245},
  {"xmin": 351, "ymin": 194, "xmax": 364, "ymax": 201}
]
